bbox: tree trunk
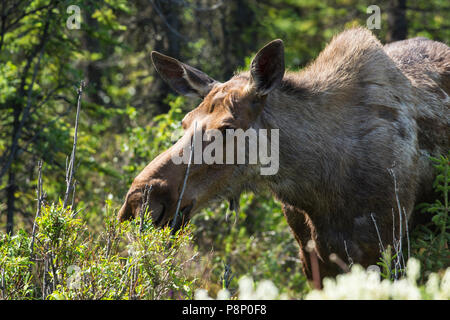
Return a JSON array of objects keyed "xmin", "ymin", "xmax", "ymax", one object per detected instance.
[
  {"xmin": 5, "ymin": 97, "xmax": 22, "ymax": 234},
  {"xmin": 83, "ymin": 14, "xmax": 103, "ymax": 106},
  {"xmin": 221, "ymin": 0, "xmax": 257, "ymax": 79},
  {"xmin": 6, "ymin": 168, "xmax": 15, "ymax": 234},
  {"xmin": 386, "ymin": 0, "xmax": 408, "ymax": 43},
  {"xmin": 151, "ymin": 0, "xmax": 182, "ymax": 114}
]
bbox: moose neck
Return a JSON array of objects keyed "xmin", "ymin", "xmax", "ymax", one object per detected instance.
[
  {"xmin": 244, "ymin": 28, "xmax": 406, "ymax": 214},
  {"xmin": 258, "ymin": 74, "xmax": 357, "ymax": 214}
]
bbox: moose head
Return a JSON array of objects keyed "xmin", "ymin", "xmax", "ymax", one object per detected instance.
[{"xmin": 118, "ymin": 40, "xmax": 284, "ymax": 231}]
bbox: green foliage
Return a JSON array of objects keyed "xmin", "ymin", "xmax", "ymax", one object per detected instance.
[
  {"xmin": 0, "ymin": 230, "xmax": 34, "ymax": 299},
  {"xmin": 0, "ymin": 201, "xmax": 199, "ymax": 299},
  {"xmin": 122, "ymin": 94, "xmax": 186, "ymax": 181},
  {"xmin": 0, "ymin": 0, "xmax": 131, "ymax": 232}
]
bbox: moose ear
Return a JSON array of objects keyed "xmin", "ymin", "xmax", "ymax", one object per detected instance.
[
  {"xmin": 249, "ymin": 39, "xmax": 285, "ymax": 96},
  {"xmin": 151, "ymin": 51, "xmax": 218, "ymax": 98}
]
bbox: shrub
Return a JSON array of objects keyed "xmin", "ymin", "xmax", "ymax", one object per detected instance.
[{"xmin": 0, "ymin": 201, "xmax": 200, "ymax": 300}]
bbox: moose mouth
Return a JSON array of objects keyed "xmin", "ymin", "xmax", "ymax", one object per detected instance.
[{"xmin": 168, "ymin": 203, "xmax": 194, "ymax": 234}]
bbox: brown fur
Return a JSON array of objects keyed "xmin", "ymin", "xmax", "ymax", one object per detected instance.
[{"xmin": 118, "ymin": 28, "xmax": 450, "ymax": 281}]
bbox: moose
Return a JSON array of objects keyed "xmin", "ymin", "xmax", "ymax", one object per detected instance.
[{"xmin": 118, "ymin": 27, "xmax": 450, "ymax": 281}]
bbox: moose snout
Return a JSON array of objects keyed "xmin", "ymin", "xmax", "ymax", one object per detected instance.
[
  {"xmin": 117, "ymin": 139, "xmax": 196, "ymax": 228},
  {"xmin": 117, "ymin": 181, "xmax": 174, "ymax": 225},
  {"xmin": 117, "ymin": 179, "xmax": 196, "ymax": 233}
]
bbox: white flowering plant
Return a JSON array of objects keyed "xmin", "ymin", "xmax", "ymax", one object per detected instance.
[{"xmin": 195, "ymin": 258, "xmax": 450, "ymax": 300}]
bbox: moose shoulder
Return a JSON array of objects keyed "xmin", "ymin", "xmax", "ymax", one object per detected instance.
[{"xmin": 118, "ymin": 27, "xmax": 450, "ymax": 282}]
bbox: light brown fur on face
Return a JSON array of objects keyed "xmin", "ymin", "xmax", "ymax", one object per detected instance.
[{"xmin": 119, "ymin": 28, "xmax": 449, "ymax": 282}]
